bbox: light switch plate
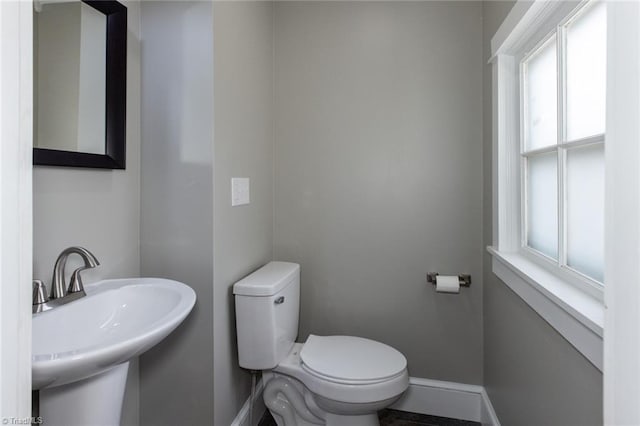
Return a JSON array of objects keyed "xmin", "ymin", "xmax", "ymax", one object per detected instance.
[{"xmin": 231, "ymin": 178, "xmax": 250, "ymax": 206}]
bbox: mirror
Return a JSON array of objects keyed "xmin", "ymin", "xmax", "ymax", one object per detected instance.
[{"xmin": 33, "ymin": 0, "xmax": 127, "ymax": 169}]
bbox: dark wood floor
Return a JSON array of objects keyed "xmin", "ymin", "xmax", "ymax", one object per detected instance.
[{"xmin": 259, "ymin": 409, "xmax": 480, "ymax": 426}]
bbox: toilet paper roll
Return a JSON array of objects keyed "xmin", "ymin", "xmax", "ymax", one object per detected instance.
[{"xmin": 436, "ymin": 275, "xmax": 460, "ymax": 294}]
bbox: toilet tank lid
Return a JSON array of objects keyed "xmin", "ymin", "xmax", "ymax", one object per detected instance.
[{"xmin": 233, "ymin": 262, "xmax": 299, "ymax": 296}]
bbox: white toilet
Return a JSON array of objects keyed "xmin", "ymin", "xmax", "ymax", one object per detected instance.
[{"xmin": 234, "ymin": 262, "xmax": 409, "ymax": 426}]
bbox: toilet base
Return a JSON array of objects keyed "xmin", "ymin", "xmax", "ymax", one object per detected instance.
[{"xmin": 263, "ymin": 371, "xmax": 400, "ymax": 426}]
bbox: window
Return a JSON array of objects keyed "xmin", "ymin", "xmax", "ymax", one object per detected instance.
[
  {"xmin": 521, "ymin": 1, "xmax": 606, "ymax": 284},
  {"xmin": 492, "ymin": 0, "xmax": 640, "ymax": 376},
  {"xmin": 488, "ymin": 0, "xmax": 616, "ymax": 370}
]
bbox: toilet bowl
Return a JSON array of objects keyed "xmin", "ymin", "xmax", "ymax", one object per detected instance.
[
  {"xmin": 234, "ymin": 262, "xmax": 409, "ymax": 426},
  {"xmin": 264, "ymin": 337, "xmax": 408, "ymax": 426}
]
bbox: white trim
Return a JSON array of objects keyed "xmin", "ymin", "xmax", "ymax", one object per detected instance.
[
  {"xmin": 391, "ymin": 378, "xmax": 499, "ymax": 425},
  {"xmin": 603, "ymin": 1, "xmax": 640, "ymax": 423},
  {"xmin": 491, "ymin": 1, "xmax": 572, "ymax": 60},
  {"xmin": 519, "ymin": 246, "xmax": 604, "ymax": 300},
  {"xmin": 250, "ymin": 376, "xmax": 500, "ymax": 425},
  {"xmin": 490, "ymin": 0, "xmax": 536, "ymax": 58},
  {"xmin": 494, "ymin": 54, "xmax": 520, "ymax": 253},
  {"xmin": 480, "ymin": 389, "xmax": 501, "ymax": 426},
  {"xmin": 489, "ymin": 247, "xmax": 603, "ymax": 371},
  {"xmin": 0, "ymin": 0, "xmax": 33, "ymax": 420},
  {"xmin": 230, "ymin": 378, "xmax": 266, "ymax": 426}
]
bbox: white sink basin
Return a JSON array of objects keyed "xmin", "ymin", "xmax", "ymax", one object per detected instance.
[{"xmin": 33, "ymin": 277, "xmax": 196, "ymax": 390}]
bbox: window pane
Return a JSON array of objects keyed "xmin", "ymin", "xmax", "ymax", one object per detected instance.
[
  {"xmin": 525, "ymin": 36, "xmax": 557, "ymax": 151},
  {"xmin": 566, "ymin": 1, "xmax": 606, "ymax": 141},
  {"xmin": 567, "ymin": 144, "xmax": 604, "ymax": 282},
  {"xmin": 527, "ymin": 152, "xmax": 558, "ymax": 259}
]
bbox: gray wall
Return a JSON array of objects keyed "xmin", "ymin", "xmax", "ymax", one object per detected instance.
[
  {"xmin": 139, "ymin": 2, "xmax": 214, "ymax": 425},
  {"xmin": 481, "ymin": 2, "xmax": 603, "ymax": 424},
  {"xmin": 212, "ymin": 2, "xmax": 274, "ymax": 424},
  {"xmin": 274, "ymin": 1, "xmax": 484, "ymax": 384},
  {"xmin": 32, "ymin": 2, "xmax": 141, "ymax": 424}
]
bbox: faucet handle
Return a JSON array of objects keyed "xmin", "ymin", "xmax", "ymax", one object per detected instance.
[
  {"xmin": 32, "ymin": 280, "xmax": 48, "ymax": 305},
  {"xmin": 67, "ymin": 268, "xmax": 87, "ymax": 294}
]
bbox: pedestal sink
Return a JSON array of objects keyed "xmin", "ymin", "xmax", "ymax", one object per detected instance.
[{"xmin": 32, "ymin": 278, "xmax": 196, "ymax": 426}]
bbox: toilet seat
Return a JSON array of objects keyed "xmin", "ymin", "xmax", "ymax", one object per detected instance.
[
  {"xmin": 300, "ymin": 335, "xmax": 407, "ymax": 384},
  {"xmin": 274, "ymin": 340, "xmax": 409, "ymax": 404}
]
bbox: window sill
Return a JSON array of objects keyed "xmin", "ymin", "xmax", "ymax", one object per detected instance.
[{"xmin": 487, "ymin": 246, "xmax": 603, "ymax": 371}]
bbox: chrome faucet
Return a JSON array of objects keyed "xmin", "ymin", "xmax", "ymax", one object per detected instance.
[
  {"xmin": 33, "ymin": 246, "xmax": 100, "ymax": 314},
  {"xmin": 50, "ymin": 246, "xmax": 99, "ymax": 299}
]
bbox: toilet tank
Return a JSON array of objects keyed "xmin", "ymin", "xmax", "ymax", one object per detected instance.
[{"xmin": 233, "ymin": 262, "xmax": 300, "ymax": 370}]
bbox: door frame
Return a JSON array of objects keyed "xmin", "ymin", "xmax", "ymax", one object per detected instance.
[{"xmin": 0, "ymin": 0, "xmax": 33, "ymax": 420}]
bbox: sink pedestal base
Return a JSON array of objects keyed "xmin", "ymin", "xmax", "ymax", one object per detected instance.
[{"xmin": 40, "ymin": 362, "xmax": 129, "ymax": 426}]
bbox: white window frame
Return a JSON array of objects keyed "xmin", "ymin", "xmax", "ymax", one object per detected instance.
[
  {"xmin": 518, "ymin": 1, "xmax": 605, "ymax": 301},
  {"xmin": 489, "ymin": 0, "xmax": 607, "ymax": 371},
  {"xmin": 519, "ymin": 3, "xmax": 606, "ymax": 296},
  {"xmin": 492, "ymin": 9, "xmax": 640, "ymax": 420}
]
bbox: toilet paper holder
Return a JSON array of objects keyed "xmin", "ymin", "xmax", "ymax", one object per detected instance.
[{"xmin": 426, "ymin": 273, "xmax": 471, "ymax": 287}]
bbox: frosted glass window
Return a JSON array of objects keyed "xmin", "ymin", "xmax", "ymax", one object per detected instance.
[
  {"xmin": 517, "ymin": 0, "xmax": 607, "ymax": 289},
  {"xmin": 567, "ymin": 144, "xmax": 604, "ymax": 282},
  {"xmin": 525, "ymin": 37, "xmax": 557, "ymax": 151},
  {"xmin": 527, "ymin": 153, "xmax": 558, "ymax": 259},
  {"xmin": 566, "ymin": 1, "xmax": 606, "ymax": 141}
]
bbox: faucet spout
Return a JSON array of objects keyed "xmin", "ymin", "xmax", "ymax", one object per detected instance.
[{"xmin": 50, "ymin": 247, "xmax": 100, "ymax": 300}]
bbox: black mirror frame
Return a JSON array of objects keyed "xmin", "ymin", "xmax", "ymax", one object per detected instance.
[{"xmin": 34, "ymin": 0, "xmax": 127, "ymax": 169}]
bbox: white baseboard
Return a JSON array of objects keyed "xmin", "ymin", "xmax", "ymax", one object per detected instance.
[
  {"xmin": 390, "ymin": 377, "xmax": 501, "ymax": 426},
  {"xmin": 230, "ymin": 378, "xmax": 266, "ymax": 426},
  {"xmin": 232, "ymin": 376, "xmax": 500, "ymax": 426},
  {"xmin": 480, "ymin": 388, "xmax": 501, "ymax": 426}
]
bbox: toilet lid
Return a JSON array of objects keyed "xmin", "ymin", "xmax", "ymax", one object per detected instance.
[{"xmin": 300, "ymin": 335, "xmax": 407, "ymax": 383}]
